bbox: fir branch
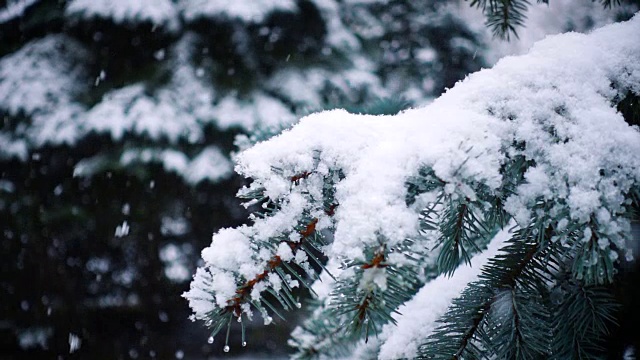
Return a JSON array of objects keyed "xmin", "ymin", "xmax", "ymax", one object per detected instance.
[
  {"xmin": 406, "ymin": 166, "xmax": 499, "ymax": 275},
  {"xmin": 600, "ymin": 0, "xmax": 622, "ymax": 9},
  {"xmin": 226, "ymin": 217, "xmax": 319, "ymax": 315},
  {"xmin": 571, "ymin": 218, "xmax": 621, "ymax": 286},
  {"xmin": 572, "ymin": 234, "xmax": 612, "ymax": 286},
  {"xmin": 419, "ymin": 196, "xmax": 631, "ymax": 359},
  {"xmin": 484, "ymin": 154, "xmax": 530, "ymax": 229},
  {"xmin": 436, "ymin": 197, "xmax": 490, "ymax": 275},
  {"xmin": 405, "ymin": 168, "xmax": 446, "ymax": 206},
  {"xmin": 629, "ymin": 186, "xmax": 640, "ymax": 221},
  {"xmin": 467, "ymin": 0, "xmax": 630, "ymax": 39},
  {"xmin": 202, "ymin": 165, "xmax": 346, "ymax": 349},
  {"xmin": 291, "ymin": 171, "xmax": 313, "ymax": 183},
  {"xmin": 289, "ymin": 301, "xmax": 356, "ymax": 360},
  {"xmin": 419, "ymin": 217, "xmax": 554, "ymax": 359},
  {"xmin": 199, "ymin": 214, "xmax": 327, "ymax": 351},
  {"xmin": 291, "ymin": 240, "xmax": 440, "ymax": 359},
  {"xmin": 327, "ymin": 241, "xmax": 423, "ymax": 341},
  {"xmin": 468, "ymin": 0, "xmax": 529, "ymax": 40},
  {"xmin": 551, "ymin": 280, "xmax": 620, "ymax": 359}
]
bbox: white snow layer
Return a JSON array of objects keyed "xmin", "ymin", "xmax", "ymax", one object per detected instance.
[
  {"xmin": 65, "ymin": 0, "xmax": 180, "ymax": 32},
  {"xmin": 118, "ymin": 146, "xmax": 233, "ymax": 185},
  {"xmin": 457, "ymin": 0, "xmax": 639, "ymax": 64},
  {"xmin": 0, "ymin": 35, "xmax": 87, "ymax": 148},
  {"xmin": 0, "ymin": 0, "xmax": 38, "ymax": 23},
  {"xmin": 180, "ymin": 0, "xmax": 297, "ymax": 23},
  {"xmin": 186, "ymin": 13, "xmax": 640, "ymax": 342},
  {"xmin": 236, "ymin": 13, "xmax": 640, "ymax": 256},
  {"xmin": 84, "ymin": 84, "xmax": 204, "ymax": 143},
  {"xmin": 378, "ymin": 228, "xmax": 509, "ymax": 359}
]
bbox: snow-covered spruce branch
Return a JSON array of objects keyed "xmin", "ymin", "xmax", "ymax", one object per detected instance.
[
  {"xmin": 184, "ymin": 15, "xmax": 640, "ymax": 357},
  {"xmin": 470, "ymin": 0, "xmax": 635, "ymax": 40}
]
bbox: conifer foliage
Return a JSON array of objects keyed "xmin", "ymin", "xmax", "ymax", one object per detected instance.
[
  {"xmin": 0, "ymin": 0, "xmax": 488, "ymax": 356},
  {"xmin": 469, "ymin": 0, "xmax": 640, "ymax": 39},
  {"xmin": 185, "ymin": 15, "xmax": 640, "ymax": 358}
]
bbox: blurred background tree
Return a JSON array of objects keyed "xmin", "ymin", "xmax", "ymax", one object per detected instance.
[{"xmin": 0, "ymin": 0, "xmax": 636, "ymax": 358}]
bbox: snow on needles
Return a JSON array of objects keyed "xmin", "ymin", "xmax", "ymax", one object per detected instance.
[
  {"xmin": 238, "ymin": 106, "xmax": 503, "ymax": 261},
  {"xmin": 0, "ymin": 0, "xmax": 38, "ymax": 24},
  {"xmin": 180, "ymin": 0, "xmax": 297, "ymax": 23},
  {"xmin": 0, "ymin": 35, "xmax": 87, "ymax": 148},
  {"xmin": 65, "ymin": 0, "xmax": 180, "ymax": 32},
  {"xmin": 185, "ymin": 14, "xmax": 640, "ymax": 345},
  {"xmin": 235, "ymin": 13, "xmax": 640, "ymax": 259},
  {"xmin": 377, "ymin": 228, "xmax": 510, "ymax": 359}
]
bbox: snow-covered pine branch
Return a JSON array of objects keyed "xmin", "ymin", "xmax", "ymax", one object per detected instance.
[{"xmin": 184, "ymin": 14, "xmax": 640, "ymax": 357}]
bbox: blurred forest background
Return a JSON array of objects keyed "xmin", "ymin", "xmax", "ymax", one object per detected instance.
[{"xmin": 0, "ymin": 0, "xmax": 638, "ymax": 359}]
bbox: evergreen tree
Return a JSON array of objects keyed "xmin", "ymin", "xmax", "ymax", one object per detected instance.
[
  {"xmin": 466, "ymin": 0, "xmax": 640, "ymax": 39},
  {"xmin": 0, "ymin": 0, "xmax": 489, "ymax": 357},
  {"xmin": 184, "ymin": 14, "xmax": 640, "ymax": 359}
]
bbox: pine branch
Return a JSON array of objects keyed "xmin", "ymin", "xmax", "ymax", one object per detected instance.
[
  {"xmin": 419, "ymin": 208, "xmax": 555, "ymax": 359},
  {"xmin": 468, "ymin": 0, "xmax": 530, "ymax": 40},
  {"xmin": 600, "ymin": 0, "xmax": 622, "ymax": 9},
  {"xmin": 291, "ymin": 239, "xmax": 429, "ymax": 358},
  {"xmin": 551, "ymin": 269, "xmax": 621, "ymax": 359},
  {"xmin": 200, "ymin": 215, "xmax": 324, "ymax": 349},
  {"xmin": 225, "ymin": 218, "xmax": 319, "ymax": 317},
  {"xmin": 571, "ymin": 222, "xmax": 616, "ymax": 286},
  {"xmin": 467, "ymin": 0, "xmax": 631, "ymax": 39},
  {"xmin": 329, "ymin": 242, "xmax": 422, "ymax": 340},
  {"xmin": 289, "ymin": 306, "xmax": 354, "ymax": 360},
  {"xmin": 436, "ymin": 196, "xmax": 491, "ymax": 275},
  {"xmin": 407, "ymin": 166, "xmax": 501, "ymax": 275},
  {"xmin": 199, "ymin": 164, "xmax": 345, "ymax": 349}
]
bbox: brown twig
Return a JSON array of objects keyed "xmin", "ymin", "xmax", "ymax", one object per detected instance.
[
  {"xmin": 290, "ymin": 171, "xmax": 312, "ymax": 183},
  {"xmin": 225, "ymin": 217, "xmax": 319, "ymax": 316},
  {"xmin": 362, "ymin": 252, "xmax": 387, "ymax": 269}
]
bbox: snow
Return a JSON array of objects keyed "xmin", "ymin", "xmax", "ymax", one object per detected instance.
[
  {"xmin": 0, "ymin": 35, "xmax": 87, "ymax": 147},
  {"xmin": 179, "ymin": 0, "xmax": 297, "ymax": 23},
  {"xmin": 0, "ymin": 30, "xmax": 294, "ymax": 186},
  {"xmin": 377, "ymin": 228, "xmax": 509, "ymax": 359},
  {"xmin": 157, "ymin": 34, "xmax": 220, "ymax": 128},
  {"xmin": 457, "ymin": 0, "xmax": 639, "ymax": 64},
  {"xmin": 159, "ymin": 243, "xmax": 193, "ymax": 283},
  {"xmin": 17, "ymin": 327, "xmax": 52, "ymax": 350},
  {"xmin": 1, "ymin": 0, "xmax": 491, "ymax": 182},
  {"xmin": 114, "ymin": 221, "xmax": 129, "ymax": 238},
  {"xmin": 309, "ymin": 0, "xmax": 360, "ymax": 51},
  {"xmin": 305, "ymin": 0, "xmax": 475, "ymax": 104},
  {"xmin": 212, "ymin": 92, "xmax": 296, "ymax": 131},
  {"xmin": 0, "ymin": 0, "xmax": 38, "ymax": 24},
  {"xmin": 0, "ymin": 134, "xmax": 27, "ymax": 161},
  {"xmin": 117, "ymin": 146, "xmax": 233, "ymax": 185},
  {"xmin": 236, "ymin": 106, "xmax": 503, "ymax": 262},
  {"xmin": 89, "ymin": 293, "xmax": 140, "ymax": 309},
  {"xmin": 68, "ymin": 333, "xmax": 82, "ymax": 353},
  {"xmin": 84, "ymin": 84, "xmax": 203, "ymax": 143},
  {"xmin": 0, "ymin": 179, "xmax": 15, "ymax": 193},
  {"xmin": 186, "ymin": 13, "xmax": 640, "ymax": 347},
  {"xmin": 65, "ymin": 0, "xmax": 180, "ymax": 32},
  {"xmin": 265, "ymin": 64, "xmax": 385, "ymax": 110},
  {"xmin": 185, "ymin": 147, "xmax": 233, "ymax": 184}
]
